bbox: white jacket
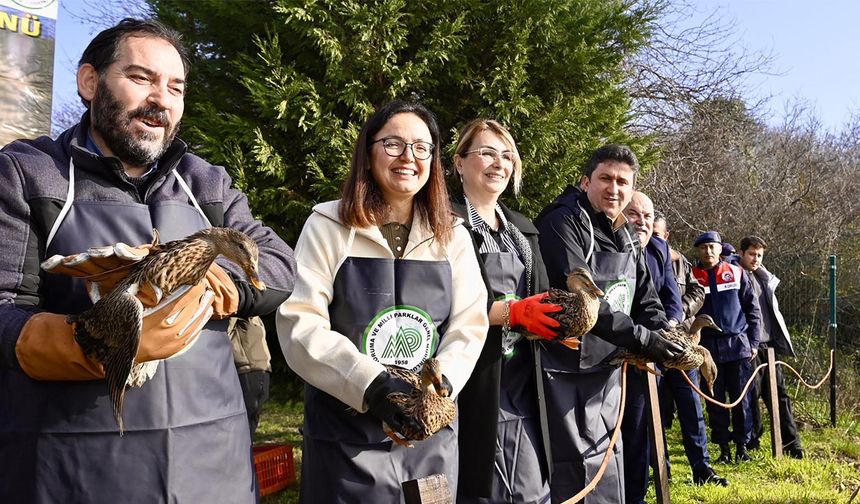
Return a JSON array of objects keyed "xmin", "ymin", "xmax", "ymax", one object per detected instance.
[{"xmin": 277, "ymin": 200, "xmax": 489, "ymax": 411}]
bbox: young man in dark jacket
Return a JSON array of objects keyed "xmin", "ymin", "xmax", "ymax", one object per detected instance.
[
  {"xmin": 692, "ymin": 231, "xmax": 761, "ymax": 465},
  {"xmin": 0, "ymin": 19, "xmax": 296, "ymax": 503},
  {"xmin": 536, "ymin": 145, "xmax": 683, "ymax": 503},
  {"xmin": 740, "ymin": 235, "xmax": 804, "ymax": 458}
]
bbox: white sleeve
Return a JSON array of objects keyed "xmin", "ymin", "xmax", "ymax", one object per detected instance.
[{"xmin": 276, "ymin": 215, "xmax": 385, "ymax": 411}]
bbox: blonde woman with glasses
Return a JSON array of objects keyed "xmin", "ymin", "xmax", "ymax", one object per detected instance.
[{"xmin": 452, "ymin": 119, "xmax": 561, "ymax": 503}]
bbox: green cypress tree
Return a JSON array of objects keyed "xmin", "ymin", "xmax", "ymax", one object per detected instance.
[{"xmin": 150, "ymin": 0, "xmax": 657, "ymax": 243}]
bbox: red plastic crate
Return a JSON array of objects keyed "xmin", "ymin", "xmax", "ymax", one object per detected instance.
[{"xmin": 253, "ymin": 444, "xmax": 296, "ymax": 496}]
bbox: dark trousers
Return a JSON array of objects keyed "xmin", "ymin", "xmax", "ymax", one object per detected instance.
[
  {"xmin": 747, "ymin": 348, "xmax": 802, "ymax": 450},
  {"xmin": 659, "ymin": 368, "xmax": 711, "ymax": 473},
  {"xmin": 706, "ymin": 358, "xmax": 752, "ymax": 446},
  {"xmin": 238, "ymin": 370, "xmax": 270, "ymax": 437},
  {"xmin": 621, "ymin": 369, "xmax": 650, "ymax": 504}
]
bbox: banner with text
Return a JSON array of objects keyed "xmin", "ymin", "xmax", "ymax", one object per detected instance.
[{"xmin": 0, "ymin": 0, "xmax": 58, "ymax": 146}]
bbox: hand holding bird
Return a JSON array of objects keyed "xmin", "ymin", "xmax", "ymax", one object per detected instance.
[
  {"xmin": 41, "ymin": 227, "xmax": 265, "ymax": 432},
  {"xmin": 534, "ymin": 267, "xmax": 604, "ymax": 350},
  {"xmin": 612, "ymin": 314, "xmax": 720, "ymax": 394},
  {"xmin": 365, "ymin": 358, "xmax": 457, "ymax": 448}
]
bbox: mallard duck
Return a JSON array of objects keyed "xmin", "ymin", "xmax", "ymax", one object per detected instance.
[
  {"xmin": 60, "ymin": 227, "xmax": 265, "ymax": 432},
  {"xmin": 540, "ymin": 267, "xmax": 604, "ymax": 350},
  {"xmin": 613, "ymin": 314, "xmax": 720, "ymax": 394},
  {"xmin": 384, "ymin": 358, "xmax": 456, "ymax": 448}
]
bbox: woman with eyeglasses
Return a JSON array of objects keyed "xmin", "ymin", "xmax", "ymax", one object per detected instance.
[
  {"xmin": 277, "ymin": 101, "xmax": 489, "ymax": 501},
  {"xmin": 451, "ymin": 119, "xmax": 562, "ymax": 503}
]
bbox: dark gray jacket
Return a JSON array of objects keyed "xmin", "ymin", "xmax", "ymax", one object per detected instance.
[{"xmin": 0, "ymin": 113, "xmax": 296, "ymax": 370}]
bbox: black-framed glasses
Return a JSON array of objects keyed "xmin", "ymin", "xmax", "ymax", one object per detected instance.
[
  {"xmin": 371, "ymin": 137, "xmax": 434, "ymax": 160},
  {"xmin": 463, "ymin": 147, "xmax": 517, "ymax": 166}
]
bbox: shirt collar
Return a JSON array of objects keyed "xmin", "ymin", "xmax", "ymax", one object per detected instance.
[
  {"xmin": 84, "ymin": 130, "xmax": 158, "ymax": 177},
  {"xmin": 464, "ymin": 195, "xmax": 508, "ymax": 230}
]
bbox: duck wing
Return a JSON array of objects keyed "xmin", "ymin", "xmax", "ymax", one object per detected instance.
[{"xmin": 68, "ymin": 287, "xmax": 143, "ymax": 433}]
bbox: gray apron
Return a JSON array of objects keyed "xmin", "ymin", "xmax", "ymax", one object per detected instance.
[
  {"xmin": 299, "ymin": 247, "xmax": 458, "ymax": 503},
  {"xmin": 469, "ymin": 249, "xmax": 551, "ymax": 503},
  {"xmin": 0, "ymin": 158, "xmax": 255, "ymax": 504},
  {"xmin": 545, "ymin": 224, "xmax": 637, "ymax": 504}
]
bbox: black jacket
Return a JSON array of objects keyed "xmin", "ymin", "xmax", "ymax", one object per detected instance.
[
  {"xmin": 452, "ymin": 199, "xmax": 552, "ymax": 498},
  {"xmin": 534, "ymin": 185, "xmax": 667, "ymax": 371}
]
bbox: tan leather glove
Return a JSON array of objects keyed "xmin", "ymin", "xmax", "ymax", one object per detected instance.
[
  {"xmin": 42, "ymin": 241, "xmax": 152, "ymax": 277},
  {"xmin": 42, "ymin": 241, "xmax": 153, "ymax": 302},
  {"xmin": 16, "ymin": 313, "xmax": 105, "ymax": 380},
  {"xmin": 17, "ymin": 264, "xmax": 240, "ymax": 379},
  {"xmin": 136, "ymin": 264, "xmax": 239, "ymax": 362}
]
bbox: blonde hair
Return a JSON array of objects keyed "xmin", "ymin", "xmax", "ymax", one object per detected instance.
[{"xmin": 453, "ymin": 119, "xmax": 523, "ymax": 195}]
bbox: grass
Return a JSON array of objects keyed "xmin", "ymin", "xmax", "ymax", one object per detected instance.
[
  {"xmin": 255, "ymin": 379, "xmax": 860, "ymax": 503},
  {"xmin": 648, "ymin": 401, "xmax": 860, "ymax": 504}
]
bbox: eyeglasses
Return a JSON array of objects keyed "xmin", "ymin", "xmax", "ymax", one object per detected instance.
[
  {"xmin": 463, "ymin": 147, "xmax": 517, "ymax": 166},
  {"xmin": 371, "ymin": 137, "xmax": 434, "ymax": 160}
]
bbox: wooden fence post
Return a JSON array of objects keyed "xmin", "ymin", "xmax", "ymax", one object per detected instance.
[
  {"xmin": 402, "ymin": 474, "xmax": 453, "ymax": 504},
  {"xmin": 766, "ymin": 347, "xmax": 783, "ymax": 458},
  {"xmin": 647, "ymin": 362, "xmax": 670, "ymax": 503}
]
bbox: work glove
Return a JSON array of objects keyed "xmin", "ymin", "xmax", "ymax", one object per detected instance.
[
  {"xmin": 19, "ymin": 241, "xmax": 240, "ymax": 381},
  {"xmin": 641, "ymin": 329, "xmax": 685, "ymax": 364},
  {"xmin": 364, "ymin": 370, "xmax": 422, "ymax": 437},
  {"xmin": 509, "ymin": 293, "xmax": 563, "ymax": 340},
  {"xmin": 42, "ymin": 240, "xmax": 153, "ymax": 302}
]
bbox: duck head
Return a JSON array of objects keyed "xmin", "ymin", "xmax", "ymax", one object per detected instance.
[
  {"xmin": 202, "ymin": 228, "xmax": 266, "ymax": 291},
  {"xmin": 566, "ymin": 267, "xmax": 604, "ymax": 298}
]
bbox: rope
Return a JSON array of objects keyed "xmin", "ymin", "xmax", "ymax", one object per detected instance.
[
  {"xmin": 557, "ymin": 350, "xmax": 834, "ymax": 502},
  {"xmin": 679, "ymin": 350, "xmax": 834, "ymax": 408},
  {"xmin": 561, "ymin": 362, "xmax": 628, "ymax": 504},
  {"xmin": 774, "ymin": 349, "xmax": 834, "ymax": 390}
]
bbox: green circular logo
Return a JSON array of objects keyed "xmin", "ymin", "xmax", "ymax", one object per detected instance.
[
  {"xmin": 603, "ymin": 279, "xmax": 633, "ymax": 315},
  {"xmin": 362, "ymin": 305, "xmax": 439, "ymax": 372}
]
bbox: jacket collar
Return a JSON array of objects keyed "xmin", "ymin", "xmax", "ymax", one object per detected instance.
[{"xmin": 314, "ymin": 199, "xmax": 463, "ymax": 254}]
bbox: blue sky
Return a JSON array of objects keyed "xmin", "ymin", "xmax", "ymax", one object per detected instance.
[{"xmin": 50, "ymin": 0, "xmax": 860, "ymax": 133}]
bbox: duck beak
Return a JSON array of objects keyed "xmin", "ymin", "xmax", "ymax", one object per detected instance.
[
  {"xmin": 589, "ymin": 283, "xmax": 605, "ymax": 298},
  {"xmin": 250, "ymin": 275, "xmax": 266, "ymax": 291}
]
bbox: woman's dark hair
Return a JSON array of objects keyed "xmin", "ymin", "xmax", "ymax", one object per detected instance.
[
  {"xmin": 340, "ymin": 100, "xmax": 453, "ymax": 245},
  {"xmin": 78, "ymin": 18, "xmax": 189, "ymax": 107}
]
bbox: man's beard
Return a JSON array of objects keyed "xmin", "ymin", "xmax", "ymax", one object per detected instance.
[{"xmin": 91, "ymin": 79, "xmax": 180, "ymax": 169}]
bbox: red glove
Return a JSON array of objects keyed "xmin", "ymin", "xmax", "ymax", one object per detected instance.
[{"xmin": 509, "ymin": 293, "xmax": 563, "ymax": 340}]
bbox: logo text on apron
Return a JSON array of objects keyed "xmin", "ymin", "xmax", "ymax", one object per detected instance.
[{"xmin": 362, "ymin": 305, "xmax": 439, "ymax": 372}]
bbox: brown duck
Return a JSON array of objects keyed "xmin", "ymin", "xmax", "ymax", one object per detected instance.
[
  {"xmin": 541, "ymin": 267, "xmax": 604, "ymax": 350},
  {"xmin": 612, "ymin": 314, "xmax": 720, "ymax": 394},
  {"xmin": 61, "ymin": 227, "xmax": 265, "ymax": 432},
  {"xmin": 383, "ymin": 358, "xmax": 456, "ymax": 448}
]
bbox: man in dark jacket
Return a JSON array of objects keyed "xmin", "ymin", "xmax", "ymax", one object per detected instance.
[
  {"xmin": 652, "ymin": 215, "xmax": 727, "ymax": 486},
  {"xmin": 621, "ymin": 191, "xmax": 686, "ymax": 503},
  {"xmin": 536, "ymin": 145, "xmax": 683, "ymax": 503},
  {"xmin": 739, "ymin": 236, "xmax": 804, "ymax": 458},
  {"xmin": 692, "ymin": 231, "xmax": 761, "ymax": 465},
  {"xmin": 0, "ymin": 19, "xmax": 296, "ymax": 503}
]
